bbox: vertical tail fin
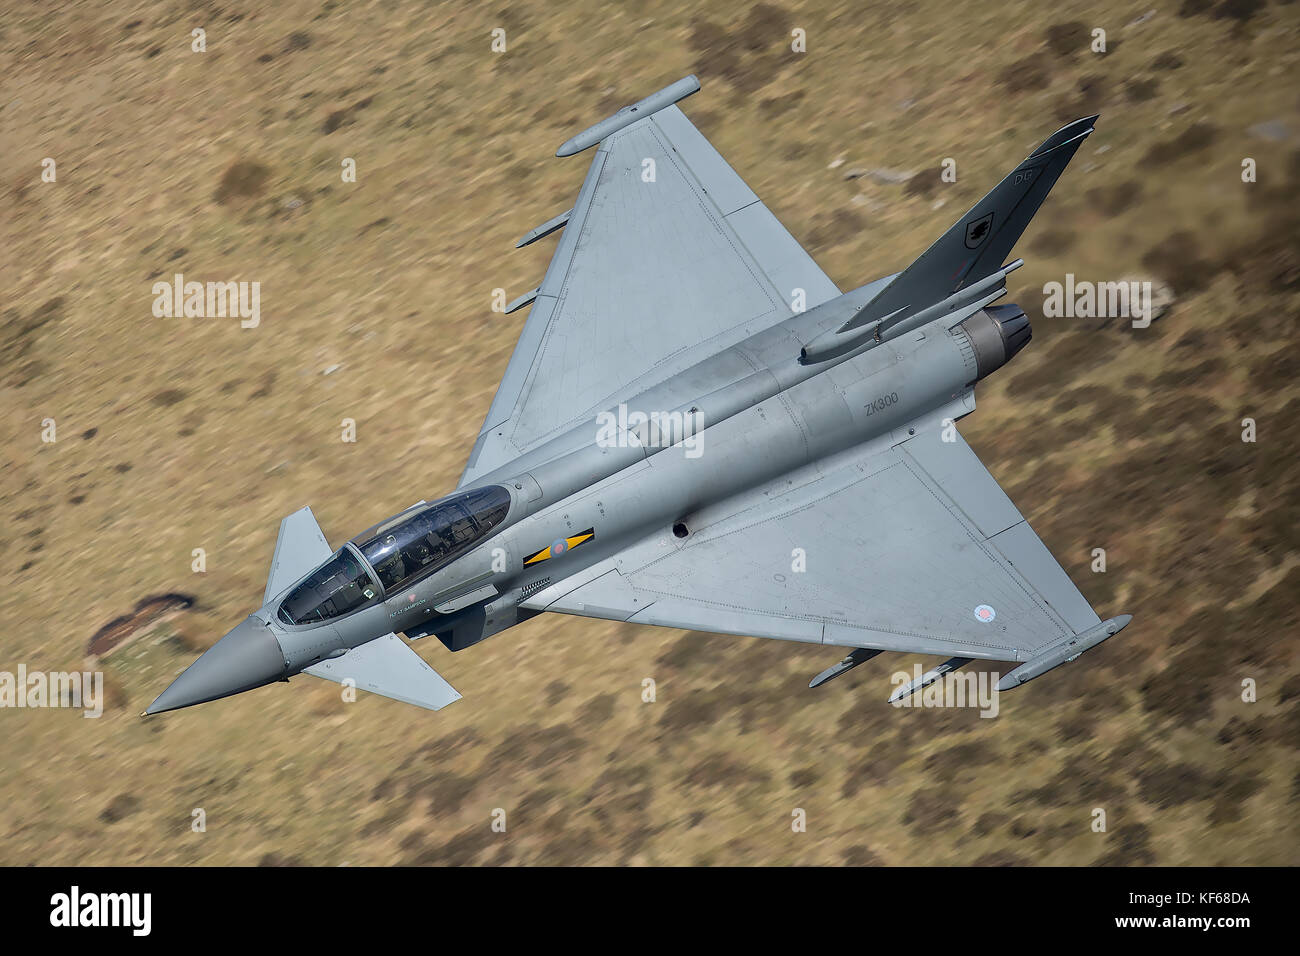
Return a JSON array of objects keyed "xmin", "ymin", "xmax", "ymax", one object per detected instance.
[{"xmin": 846, "ymin": 115, "xmax": 1098, "ymax": 332}]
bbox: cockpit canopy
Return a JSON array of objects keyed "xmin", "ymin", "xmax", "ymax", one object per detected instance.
[
  {"xmin": 277, "ymin": 547, "xmax": 378, "ymax": 625},
  {"xmin": 354, "ymin": 484, "xmax": 511, "ymax": 593},
  {"xmin": 276, "ymin": 485, "xmax": 513, "ymax": 626}
]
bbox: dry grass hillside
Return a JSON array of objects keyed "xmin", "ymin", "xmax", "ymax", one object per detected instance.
[{"xmin": 1, "ymin": 0, "xmax": 1296, "ymax": 864}]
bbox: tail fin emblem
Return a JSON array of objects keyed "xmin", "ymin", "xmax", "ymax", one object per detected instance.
[{"xmin": 965, "ymin": 213, "xmax": 993, "ymax": 249}]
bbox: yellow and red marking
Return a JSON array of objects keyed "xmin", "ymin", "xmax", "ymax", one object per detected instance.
[{"xmin": 524, "ymin": 528, "xmax": 595, "ymax": 565}]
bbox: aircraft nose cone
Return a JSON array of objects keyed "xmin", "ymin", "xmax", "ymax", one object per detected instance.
[{"xmin": 145, "ymin": 617, "xmax": 286, "ymax": 715}]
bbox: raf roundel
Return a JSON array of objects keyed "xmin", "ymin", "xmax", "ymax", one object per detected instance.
[
  {"xmin": 551, "ymin": 537, "xmax": 569, "ymax": 557},
  {"xmin": 974, "ymin": 604, "xmax": 996, "ymax": 623}
]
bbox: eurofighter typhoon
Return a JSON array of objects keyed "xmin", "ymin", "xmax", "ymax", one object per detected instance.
[{"xmin": 146, "ymin": 76, "xmax": 1131, "ymax": 717}]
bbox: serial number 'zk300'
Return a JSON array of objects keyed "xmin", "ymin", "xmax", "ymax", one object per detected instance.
[{"xmin": 864, "ymin": 392, "xmax": 900, "ymax": 415}]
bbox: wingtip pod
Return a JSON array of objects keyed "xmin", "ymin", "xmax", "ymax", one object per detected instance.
[
  {"xmin": 555, "ymin": 75, "xmax": 701, "ymax": 157},
  {"xmin": 997, "ymin": 614, "xmax": 1132, "ymax": 691}
]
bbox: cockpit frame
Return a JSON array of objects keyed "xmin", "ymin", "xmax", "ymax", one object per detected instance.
[{"xmin": 275, "ymin": 485, "xmax": 513, "ymax": 627}]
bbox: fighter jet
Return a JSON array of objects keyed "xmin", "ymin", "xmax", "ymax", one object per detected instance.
[{"xmin": 146, "ymin": 75, "xmax": 1131, "ymax": 717}]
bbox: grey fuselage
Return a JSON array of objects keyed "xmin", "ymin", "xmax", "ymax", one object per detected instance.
[{"xmin": 256, "ymin": 276, "xmax": 1030, "ymax": 675}]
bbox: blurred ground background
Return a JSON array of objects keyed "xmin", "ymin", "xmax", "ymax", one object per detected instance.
[{"xmin": 1, "ymin": 0, "xmax": 1297, "ymax": 865}]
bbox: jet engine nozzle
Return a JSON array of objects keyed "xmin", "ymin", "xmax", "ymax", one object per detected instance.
[
  {"xmin": 988, "ymin": 303, "xmax": 1031, "ymax": 359},
  {"xmin": 955, "ymin": 303, "xmax": 1031, "ymax": 382}
]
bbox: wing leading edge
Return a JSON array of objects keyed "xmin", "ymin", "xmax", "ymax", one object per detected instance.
[{"xmin": 462, "ymin": 79, "xmax": 840, "ymax": 486}]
